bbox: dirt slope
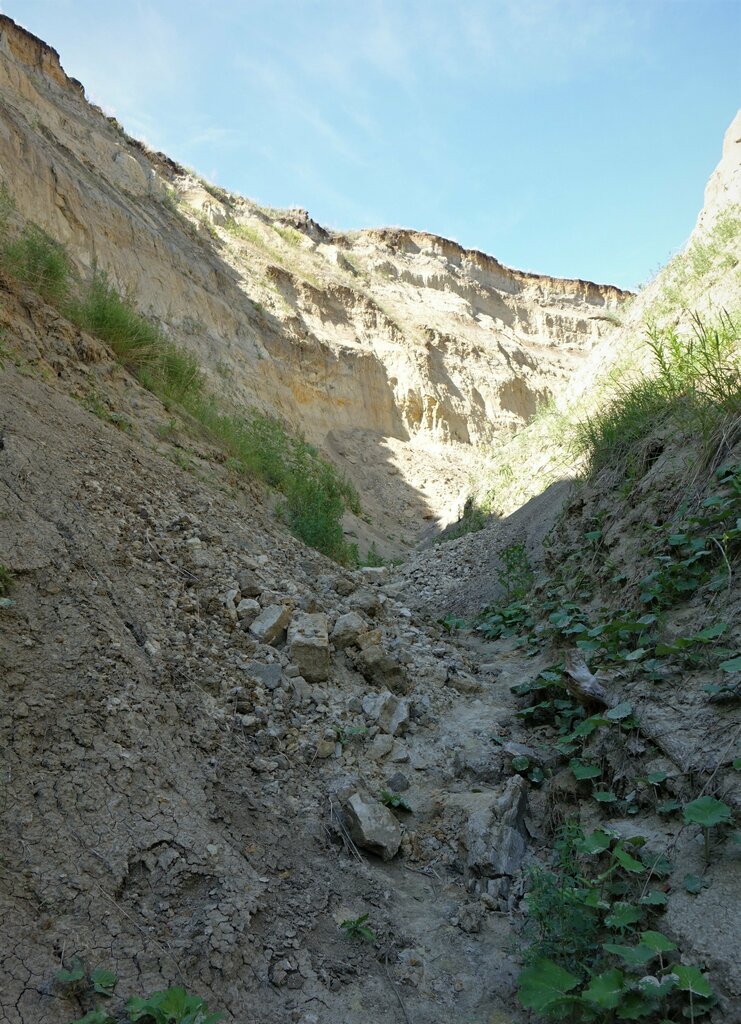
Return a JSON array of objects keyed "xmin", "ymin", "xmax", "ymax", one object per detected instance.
[{"xmin": 1, "ymin": 14, "xmax": 740, "ymax": 1024}]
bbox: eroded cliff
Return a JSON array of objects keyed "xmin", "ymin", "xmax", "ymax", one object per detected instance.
[{"xmin": 0, "ymin": 14, "xmax": 629, "ymax": 553}]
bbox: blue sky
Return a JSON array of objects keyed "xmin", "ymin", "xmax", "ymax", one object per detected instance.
[{"xmin": 4, "ymin": 1, "xmax": 740, "ymax": 289}]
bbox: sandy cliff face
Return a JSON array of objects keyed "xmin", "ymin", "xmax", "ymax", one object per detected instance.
[{"xmin": 0, "ymin": 15, "xmax": 629, "ymax": 549}]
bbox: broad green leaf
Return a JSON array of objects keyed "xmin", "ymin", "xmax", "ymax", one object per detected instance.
[
  {"xmin": 572, "ymin": 715, "xmax": 609, "ymax": 737},
  {"xmin": 55, "ymin": 960, "xmax": 85, "ymax": 985},
  {"xmin": 571, "ymin": 759, "xmax": 602, "ymax": 780},
  {"xmin": 637, "ymin": 973, "xmax": 676, "ymax": 998},
  {"xmin": 683, "ymin": 873, "xmax": 706, "ymax": 894},
  {"xmin": 511, "ymin": 755, "xmax": 530, "ymax": 772},
  {"xmin": 673, "ymin": 964, "xmax": 713, "ymax": 997},
  {"xmin": 614, "ymin": 847, "xmax": 646, "ymax": 874},
  {"xmin": 693, "ymin": 623, "xmax": 726, "ymax": 641},
  {"xmin": 594, "ymin": 790, "xmax": 618, "ymax": 803},
  {"xmin": 720, "ymin": 656, "xmax": 741, "ymax": 672},
  {"xmin": 657, "ymin": 799, "xmax": 682, "ymax": 814},
  {"xmin": 646, "ymin": 771, "xmax": 668, "ymax": 785},
  {"xmin": 606, "ymin": 702, "xmax": 633, "ymax": 721},
  {"xmin": 733, "ymin": 758, "xmax": 741, "ymax": 770},
  {"xmin": 517, "ymin": 958, "xmax": 581, "ymax": 1012},
  {"xmin": 640, "ymin": 930, "xmax": 676, "ymax": 953},
  {"xmin": 69, "ymin": 1012, "xmax": 112, "ymax": 1024},
  {"xmin": 582, "ymin": 968, "xmax": 624, "ymax": 1010},
  {"xmin": 91, "ymin": 969, "xmax": 118, "ymax": 996},
  {"xmin": 683, "ymin": 797, "xmax": 732, "ymax": 828},
  {"xmin": 576, "ymin": 639, "xmax": 602, "ymax": 652},
  {"xmin": 639, "ymin": 890, "xmax": 668, "ymax": 906},
  {"xmin": 615, "ymin": 991, "xmax": 656, "ymax": 1019},
  {"xmin": 623, "ymin": 648, "xmax": 647, "ymax": 662},
  {"xmin": 603, "ymin": 942, "xmax": 656, "ymax": 967},
  {"xmin": 605, "ymin": 902, "xmax": 643, "ymax": 930},
  {"xmin": 579, "ymin": 829, "xmax": 613, "ymax": 855}
]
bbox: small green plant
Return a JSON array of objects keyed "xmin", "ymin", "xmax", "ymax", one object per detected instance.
[
  {"xmin": 573, "ymin": 310, "xmax": 741, "ymax": 475},
  {"xmin": 379, "ymin": 789, "xmax": 412, "ymax": 812},
  {"xmin": 273, "ymin": 224, "xmax": 304, "ymax": 247},
  {"xmin": 438, "ymin": 613, "xmax": 467, "ymax": 634},
  {"xmin": 57, "ymin": 967, "xmax": 218, "ymax": 1024},
  {"xmin": 127, "ymin": 987, "xmax": 223, "ymax": 1024},
  {"xmin": 69, "ymin": 1011, "xmax": 112, "ymax": 1024},
  {"xmin": 477, "ymin": 600, "xmax": 534, "ymax": 642},
  {"xmin": 340, "ymin": 913, "xmax": 377, "ymax": 942},
  {"xmin": 683, "ymin": 796, "xmax": 733, "ymax": 864},
  {"xmin": 437, "ymin": 498, "xmax": 487, "ymax": 543},
  {"xmin": 69, "ymin": 272, "xmax": 204, "ymax": 404},
  {"xmin": 498, "ymin": 543, "xmax": 534, "ymax": 602},
  {"xmin": 56, "ymin": 959, "xmax": 86, "ymax": 988},
  {"xmin": 518, "ymin": 824, "xmax": 716, "ymax": 1020},
  {"xmin": 0, "ymin": 564, "xmax": 14, "ymax": 596},
  {"xmin": 334, "ymin": 724, "xmax": 367, "ymax": 747},
  {"xmin": 360, "ymin": 542, "xmax": 387, "ymax": 567},
  {"xmin": 511, "ymin": 754, "xmax": 546, "ymax": 785},
  {"xmin": 0, "ymin": 180, "xmax": 15, "ymax": 235}
]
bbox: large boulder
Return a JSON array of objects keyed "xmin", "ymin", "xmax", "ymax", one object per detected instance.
[
  {"xmin": 287, "ymin": 612, "xmax": 330, "ymax": 682},
  {"xmin": 344, "ymin": 792, "xmax": 402, "ymax": 860}
]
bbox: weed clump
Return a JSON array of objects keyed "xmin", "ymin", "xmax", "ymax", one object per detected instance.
[
  {"xmin": 185, "ymin": 401, "xmax": 360, "ymax": 562},
  {"xmin": 69, "ymin": 271, "xmax": 205, "ymax": 405},
  {"xmin": 0, "ymin": 564, "xmax": 14, "ymax": 596},
  {"xmin": 2, "ymin": 224, "xmax": 72, "ymax": 303},
  {"xmin": 573, "ymin": 310, "xmax": 741, "ymax": 475}
]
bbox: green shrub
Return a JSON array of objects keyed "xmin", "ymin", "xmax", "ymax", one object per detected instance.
[
  {"xmin": 573, "ymin": 310, "xmax": 741, "ymax": 474},
  {"xmin": 498, "ymin": 542, "xmax": 534, "ymax": 601},
  {"xmin": 0, "ymin": 181, "xmax": 15, "ymax": 237},
  {"xmin": 1, "ymin": 224, "xmax": 72, "ymax": 302}
]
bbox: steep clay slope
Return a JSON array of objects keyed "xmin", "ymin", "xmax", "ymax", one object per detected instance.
[{"xmin": 0, "ymin": 14, "xmax": 629, "ymax": 554}]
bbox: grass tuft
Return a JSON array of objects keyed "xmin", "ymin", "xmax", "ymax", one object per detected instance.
[
  {"xmin": 2, "ymin": 224, "xmax": 72, "ymax": 303},
  {"xmin": 573, "ymin": 310, "xmax": 741, "ymax": 475},
  {"xmin": 69, "ymin": 271, "xmax": 205, "ymax": 404}
]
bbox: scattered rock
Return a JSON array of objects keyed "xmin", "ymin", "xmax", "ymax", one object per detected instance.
[
  {"xmin": 344, "ymin": 792, "xmax": 402, "ymax": 860},
  {"xmin": 465, "ymin": 776, "xmax": 529, "ymax": 881},
  {"xmin": 236, "ymin": 598, "xmax": 261, "ymax": 623},
  {"xmin": 387, "ymin": 771, "xmax": 409, "ymax": 792},
  {"xmin": 249, "ymin": 604, "xmax": 292, "ymax": 645},
  {"xmin": 330, "ymin": 611, "xmax": 366, "ymax": 649},
  {"xmin": 287, "ymin": 612, "xmax": 330, "ymax": 682},
  {"xmin": 243, "ymin": 661, "xmax": 283, "ymax": 690},
  {"xmin": 362, "ymin": 690, "xmax": 411, "ymax": 736},
  {"xmin": 353, "ymin": 645, "xmax": 408, "ymax": 693},
  {"xmin": 367, "ymin": 734, "xmax": 394, "ymax": 761},
  {"xmin": 237, "ymin": 569, "xmax": 262, "ymax": 597}
]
